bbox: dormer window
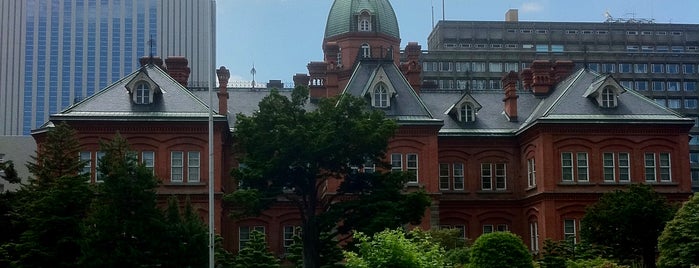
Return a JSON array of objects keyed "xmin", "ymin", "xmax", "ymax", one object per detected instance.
[
  {"xmin": 361, "ymin": 43, "xmax": 371, "ymax": 58},
  {"xmin": 135, "ymin": 83, "xmax": 151, "ymax": 104},
  {"xmin": 601, "ymin": 86, "xmax": 616, "ymax": 108},
  {"xmin": 459, "ymin": 103, "xmax": 476, "ymax": 122},
  {"xmin": 358, "ymin": 10, "xmax": 372, "ymax": 32},
  {"xmin": 373, "ymin": 83, "xmax": 389, "ymax": 108}
]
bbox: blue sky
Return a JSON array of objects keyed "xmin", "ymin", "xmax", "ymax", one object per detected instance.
[{"xmin": 216, "ymin": 0, "xmax": 699, "ymax": 85}]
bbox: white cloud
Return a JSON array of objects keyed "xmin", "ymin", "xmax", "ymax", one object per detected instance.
[{"xmin": 520, "ymin": 2, "xmax": 544, "ymax": 13}]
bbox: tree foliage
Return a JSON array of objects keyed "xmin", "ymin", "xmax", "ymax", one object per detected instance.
[
  {"xmin": 233, "ymin": 230, "xmax": 280, "ymax": 268},
  {"xmin": 343, "ymin": 228, "xmax": 448, "ymax": 268},
  {"xmin": 226, "ymin": 86, "xmax": 430, "ymax": 268},
  {"xmin": 469, "ymin": 232, "xmax": 533, "ymax": 268},
  {"xmin": 160, "ymin": 196, "xmax": 209, "ymax": 267},
  {"xmin": 581, "ymin": 184, "xmax": 675, "ymax": 268},
  {"xmin": 2, "ymin": 122, "xmax": 93, "ymax": 267},
  {"xmin": 657, "ymin": 193, "xmax": 699, "ymax": 268}
]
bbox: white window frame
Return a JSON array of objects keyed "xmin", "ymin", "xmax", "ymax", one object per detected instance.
[
  {"xmin": 171, "ymin": 151, "xmax": 184, "ymax": 182},
  {"xmin": 482, "ymin": 224, "xmax": 494, "ymax": 234},
  {"xmin": 659, "ymin": 153, "xmax": 671, "ymax": 182},
  {"xmin": 603, "ymin": 152, "xmax": 615, "ymax": 182},
  {"xmin": 459, "ymin": 103, "xmax": 475, "ymax": 122},
  {"xmin": 645, "ymin": 153, "xmax": 656, "ymax": 182},
  {"xmin": 527, "ymin": 158, "xmax": 536, "ymax": 188},
  {"xmin": 283, "ymin": 225, "xmax": 301, "ymax": 253},
  {"xmin": 619, "ymin": 153, "xmax": 630, "ymax": 182},
  {"xmin": 391, "ymin": 153, "xmax": 402, "ymax": 173},
  {"xmin": 188, "ymin": 151, "xmax": 201, "ymax": 182},
  {"xmin": 530, "ymin": 221, "xmax": 539, "ymax": 252},
  {"xmin": 481, "ymin": 163, "xmax": 507, "ymax": 190},
  {"xmin": 406, "ymin": 154, "xmax": 418, "ymax": 183},
  {"xmin": 563, "ymin": 219, "xmax": 577, "ymax": 244},
  {"xmin": 80, "ymin": 151, "xmax": 92, "ymax": 181},
  {"xmin": 135, "ymin": 83, "xmax": 150, "ymax": 104},
  {"xmin": 601, "ymin": 87, "xmax": 616, "ymax": 108},
  {"xmin": 561, "ymin": 152, "xmax": 588, "ymax": 182},
  {"xmin": 439, "ymin": 163, "xmax": 450, "ymax": 190},
  {"xmin": 142, "ymin": 151, "xmax": 155, "ymax": 174},
  {"xmin": 453, "ymin": 163, "xmax": 464, "ymax": 190},
  {"xmin": 361, "ymin": 43, "xmax": 371, "ymax": 58},
  {"xmin": 95, "ymin": 151, "xmax": 105, "ymax": 182},
  {"xmin": 239, "ymin": 225, "xmax": 265, "ymax": 250},
  {"xmin": 373, "ymin": 83, "xmax": 388, "ymax": 108}
]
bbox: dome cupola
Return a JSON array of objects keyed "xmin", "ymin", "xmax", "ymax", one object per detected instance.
[{"xmin": 324, "ymin": 0, "xmax": 400, "ymax": 40}]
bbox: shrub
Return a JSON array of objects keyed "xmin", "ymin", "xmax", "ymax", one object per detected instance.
[{"xmin": 469, "ymin": 232, "xmax": 533, "ymax": 268}]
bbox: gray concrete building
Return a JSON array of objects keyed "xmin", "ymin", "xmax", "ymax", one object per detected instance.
[{"xmin": 418, "ymin": 11, "xmax": 699, "ymax": 191}]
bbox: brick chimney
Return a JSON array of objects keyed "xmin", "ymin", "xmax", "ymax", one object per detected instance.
[
  {"xmin": 530, "ymin": 60, "xmax": 554, "ymax": 96},
  {"xmin": 307, "ymin": 61, "xmax": 328, "ymax": 100},
  {"xmin": 164, "ymin": 56, "xmax": 191, "ymax": 87},
  {"xmin": 400, "ymin": 42, "xmax": 423, "ymax": 94},
  {"xmin": 216, "ymin": 66, "xmax": 230, "ymax": 116},
  {"xmin": 520, "ymin": 68, "xmax": 533, "ymax": 91},
  {"xmin": 502, "ymin": 71, "xmax": 519, "ymax": 122},
  {"xmin": 139, "ymin": 56, "xmax": 165, "ymax": 70},
  {"xmin": 552, "ymin": 60, "xmax": 575, "ymax": 83},
  {"xmin": 293, "ymin": 73, "xmax": 310, "ymax": 88}
]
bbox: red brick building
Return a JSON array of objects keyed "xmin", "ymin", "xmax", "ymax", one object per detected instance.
[{"xmin": 33, "ymin": 0, "xmax": 694, "ymax": 257}]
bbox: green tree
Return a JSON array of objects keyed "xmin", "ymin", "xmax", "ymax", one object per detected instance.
[
  {"xmin": 469, "ymin": 232, "xmax": 533, "ymax": 268},
  {"xmin": 79, "ymin": 133, "xmax": 166, "ymax": 267},
  {"xmin": 581, "ymin": 184, "xmax": 675, "ymax": 268},
  {"xmin": 2, "ymin": 122, "xmax": 93, "ymax": 267},
  {"xmin": 657, "ymin": 193, "xmax": 699, "ymax": 268},
  {"xmin": 226, "ymin": 86, "xmax": 430, "ymax": 268},
  {"xmin": 233, "ymin": 230, "xmax": 280, "ymax": 268},
  {"xmin": 0, "ymin": 160, "xmax": 19, "ymax": 184},
  {"xmin": 343, "ymin": 228, "xmax": 448, "ymax": 268},
  {"xmin": 160, "ymin": 196, "xmax": 209, "ymax": 267}
]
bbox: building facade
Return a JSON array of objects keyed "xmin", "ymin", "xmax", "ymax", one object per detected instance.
[
  {"xmin": 0, "ymin": 0, "xmax": 215, "ymax": 136},
  {"xmin": 419, "ymin": 14, "xmax": 699, "ymax": 191}
]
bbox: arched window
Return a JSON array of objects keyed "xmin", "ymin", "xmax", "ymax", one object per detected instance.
[
  {"xmin": 373, "ymin": 83, "xmax": 388, "ymax": 108},
  {"xmin": 361, "ymin": 43, "xmax": 371, "ymax": 58},
  {"xmin": 601, "ymin": 86, "xmax": 616, "ymax": 108},
  {"xmin": 459, "ymin": 103, "xmax": 475, "ymax": 122},
  {"xmin": 135, "ymin": 83, "xmax": 150, "ymax": 104},
  {"xmin": 358, "ymin": 11, "xmax": 372, "ymax": 32}
]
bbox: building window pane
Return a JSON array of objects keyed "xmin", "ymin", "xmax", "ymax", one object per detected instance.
[
  {"xmin": 391, "ymin": 154, "xmax": 402, "ymax": 173},
  {"xmin": 645, "ymin": 153, "xmax": 656, "ymax": 182},
  {"xmin": 659, "ymin": 153, "xmax": 671, "ymax": 182},
  {"xmin": 96, "ymin": 151, "xmax": 105, "ymax": 182},
  {"xmin": 577, "ymin": 152, "xmax": 588, "ymax": 181},
  {"xmin": 527, "ymin": 158, "xmax": 536, "ymax": 188},
  {"xmin": 439, "ymin": 163, "xmax": 449, "ymax": 190},
  {"xmin": 142, "ymin": 151, "xmax": 154, "ymax": 174},
  {"xmin": 406, "ymin": 154, "xmax": 418, "ymax": 183},
  {"xmin": 481, "ymin": 163, "xmax": 492, "ymax": 190},
  {"xmin": 188, "ymin": 151, "xmax": 200, "ymax": 182},
  {"xmin": 495, "ymin": 163, "xmax": 506, "ymax": 190},
  {"xmin": 603, "ymin": 153, "xmax": 615, "ymax": 182},
  {"xmin": 561, "ymin": 152, "xmax": 573, "ymax": 182},
  {"xmin": 453, "ymin": 163, "xmax": 464, "ymax": 190},
  {"xmin": 563, "ymin": 219, "xmax": 577, "ymax": 244},
  {"xmin": 171, "ymin": 151, "xmax": 184, "ymax": 182},
  {"xmin": 80, "ymin": 151, "xmax": 92, "ymax": 179},
  {"xmin": 619, "ymin": 153, "xmax": 630, "ymax": 182}
]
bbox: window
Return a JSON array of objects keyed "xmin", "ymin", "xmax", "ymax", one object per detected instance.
[
  {"xmin": 536, "ymin": 29, "xmax": 548, "ymax": 34},
  {"xmin": 566, "ymin": 30, "xmax": 578, "ymax": 34},
  {"xmin": 406, "ymin": 154, "xmax": 418, "ymax": 183},
  {"xmin": 641, "ymin": 31, "xmax": 653, "ymax": 35},
  {"xmin": 657, "ymin": 46, "xmax": 669, "ymax": 52},
  {"xmin": 690, "ymin": 153, "xmax": 699, "ymax": 164},
  {"xmin": 504, "ymin": 62, "xmax": 518, "ymax": 72},
  {"xmin": 620, "ymin": 81, "xmax": 633, "ymax": 90},
  {"xmin": 652, "ymin": 64, "xmax": 664, "ymax": 73},
  {"xmin": 642, "ymin": 46, "xmax": 654, "ymax": 52},
  {"xmin": 668, "ymin": 99, "xmax": 681, "ymax": 109},
  {"xmin": 489, "ymin": 80, "xmax": 501, "ymax": 90},
  {"xmin": 645, "ymin": 153, "xmax": 672, "ymax": 182},
  {"xmin": 603, "ymin": 152, "xmax": 630, "ymax": 182},
  {"xmin": 171, "ymin": 152, "xmax": 184, "ymax": 182},
  {"xmin": 171, "ymin": 151, "xmax": 201, "ymax": 183},
  {"xmin": 439, "ymin": 62, "xmax": 452, "ymax": 72},
  {"xmin": 239, "ymin": 226, "xmax": 265, "ymax": 250},
  {"xmin": 601, "ymin": 63, "xmax": 615, "ymax": 73},
  {"xmin": 667, "ymin": 64, "xmax": 679, "ymax": 74},
  {"xmin": 392, "ymin": 153, "xmax": 418, "ymax": 183},
  {"xmin": 188, "ymin": 152, "xmax": 200, "ymax": 182},
  {"xmin": 472, "ymin": 62, "xmax": 485, "ymax": 72},
  {"xmin": 459, "ymin": 103, "xmax": 476, "ymax": 122},
  {"xmin": 563, "ymin": 219, "xmax": 577, "ymax": 244},
  {"xmin": 667, "ymin": 81, "xmax": 680, "ymax": 91},
  {"xmin": 96, "ymin": 151, "xmax": 105, "ymax": 182},
  {"xmin": 618, "ymin": 63, "xmax": 632, "ymax": 73},
  {"xmin": 536, "ymin": 44, "xmax": 548, "ymax": 52},
  {"xmin": 685, "ymin": 82, "xmax": 697, "ymax": 92},
  {"xmin": 283, "ymin": 225, "xmax": 301, "ymax": 253},
  {"xmin": 634, "ymin": 64, "xmax": 647, "ymax": 73},
  {"xmin": 551, "ymin": 45, "xmax": 564, "ymax": 52},
  {"xmin": 635, "ymin": 81, "xmax": 649, "ymax": 91},
  {"xmin": 359, "ymin": 19, "xmax": 370, "ymax": 32},
  {"xmin": 135, "ymin": 83, "xmax": 150, "ymax": 104},
  {"xmin": 439, "ymin": 163, "xmax": 464, "ymax": 191},
  {"xmin": 601, "ymin": 87, "xmax": 616, "ymax": 108},
  {"xmin": 481, "ymin": 163, "xmax": 506, "ymax": 190},
  {"xmin": 530, "ymin": 221, "xmax": 539, "ymax": 252},
  {"xmin": 361, "ymin": 43, "xmax": 371, "ymax": 58},
  {"xmin": 475, "ymin": 44, "xmax": 486, "ymax": 48},
  {"xmin": 626, "ymin": 31, "xmax": 638, "ymax": 35},
  {"xmin": 561, "ymin": 152, "xmax": 588, "ymax": 182},
  {"xmin": 455, "ymin": 62, "xmax": 470, "ymax": 72},
  {"xmin": 142, "ymin": 151, "xmax": 154, "ymax": 174},
  {"xmin": 483, "ymin": 225, "xmax": 494, "ymax": 234},
  {"xmin": 527, "ymin": 158, "xmax": 536, "ymax": 188},
  {"xmin": 373, "ymin": 83, "xmax": 388, "ymax": 108},
  {"xmin": 440, "ymin": 225, "xmax": 466, "ymax": 239},
  {"xmin": 684, "ymin": 64, "xmax": 696, "ymax": 74},
  {"xmin": 491, "ymin": 44, "xmax": 503, "ymax": 48},
  {"xmin": 80, "ymin": 151, "xmax": 91, "ymax": 178},
  {"xmin": 489, "ymin": 62, "xmax": 502, "ymax": 72},
  {"xmin": 626, "ymin": 45, "xmax": 639, "ymax": 52},
  {"xmin": 652, "ymin": 81, "xmax": 665, "ymax": 91}
]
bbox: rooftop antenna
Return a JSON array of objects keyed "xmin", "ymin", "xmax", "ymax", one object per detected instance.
[
  {"xmin": 442, "ymin": 0, "xmax": 445, "ymax": 21},
  {"xmin": 431, "ymin": 2, "xmax": 434, "ymax": 29},
  {"xmin": 148, "ymin": 35, "xmax": 155, "ymax": 64}
]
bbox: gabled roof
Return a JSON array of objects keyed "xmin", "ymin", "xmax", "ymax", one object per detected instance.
[
  {"xmin": 444, "ymin": 92, "xmax": 482, "ymax": 115},
  {"xmin": 419, "ymin": 68, "xmax": 692, "ymax": 136},
  {"xmin": 38, "ymin": 64, "xmax": 226, "ymax": 130},
  {"xmin": 342, "ymin": 59, "xmax": 441, "ymax": 125}
]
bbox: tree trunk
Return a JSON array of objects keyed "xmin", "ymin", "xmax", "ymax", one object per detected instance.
[{"xmin": 302, "ymin": 214, "xmax": 320, "ymax": 268}]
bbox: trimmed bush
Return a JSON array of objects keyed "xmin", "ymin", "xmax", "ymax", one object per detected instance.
[{"xmin": 469, "ymin": 232, "xmax": 533, "ymax": 268}]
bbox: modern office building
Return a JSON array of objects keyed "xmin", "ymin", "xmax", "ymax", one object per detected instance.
[
  {"xmin": 419, "ymin": 11, "xmax": 699, "ymax": 191},
  {"xmin": 0, "ymin": 0, "xmax": 215, "ymax": 136}
]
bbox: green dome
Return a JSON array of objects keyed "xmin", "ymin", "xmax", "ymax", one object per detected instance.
[{"xmin": 324, "ymin": 0, "xmax": 400, "ymax": 39}]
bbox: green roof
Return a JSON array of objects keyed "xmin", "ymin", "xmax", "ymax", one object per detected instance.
[{"xmin": 324, "ymin": 0, "xmax": 400, "ymax": 39}]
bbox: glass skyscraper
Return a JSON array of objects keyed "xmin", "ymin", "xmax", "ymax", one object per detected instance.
[{"xmin": 0, "ymin": 0, "xmax": 215, "ymax": 135}]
